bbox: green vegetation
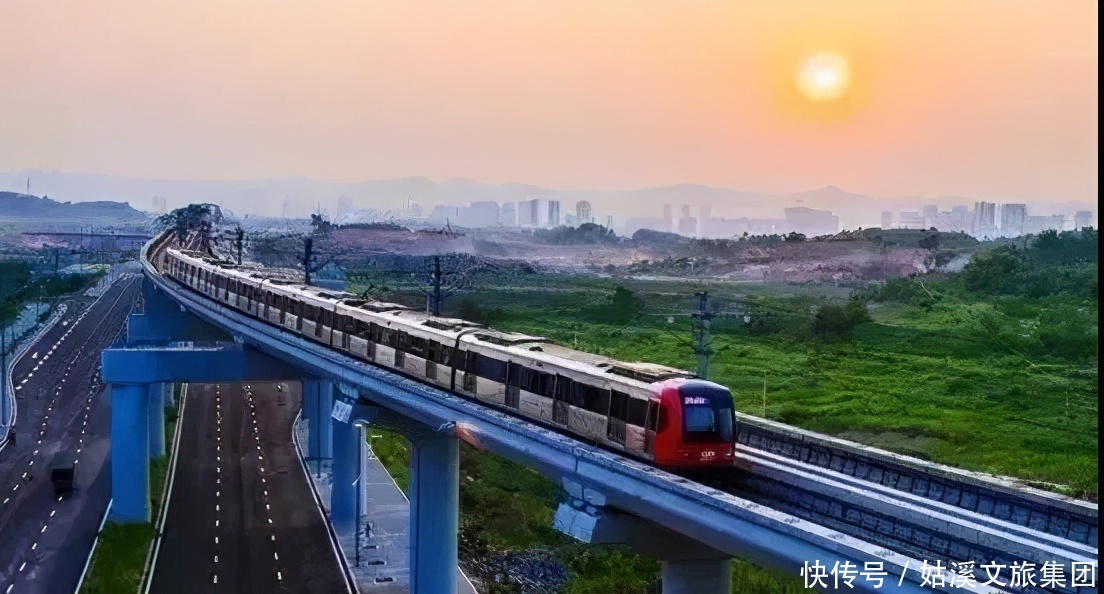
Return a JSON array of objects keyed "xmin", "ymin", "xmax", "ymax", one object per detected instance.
[
  {"xmin": 80, "ymin": 391, "xmax": 180, "ymax": 594},
  {"xmin": 77, "ymin": 523, "xmax": 157, "ymax": 594},
  {"xmin": 355, "ymin": 229, "xmax": 1097, "ymax": 592},
  {"xmin": 1, "ymin": 260, "xmax": 104, "ymax": 327}
]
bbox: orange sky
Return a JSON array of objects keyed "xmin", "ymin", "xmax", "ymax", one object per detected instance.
[{"xmin": 0, "ymin": 1, "xmax": 1097, "ymax": 201}]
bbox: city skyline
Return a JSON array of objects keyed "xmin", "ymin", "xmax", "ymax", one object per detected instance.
[{"xmin": 0, "ymin": 1, "xmax": 1096, "ymax": 208}]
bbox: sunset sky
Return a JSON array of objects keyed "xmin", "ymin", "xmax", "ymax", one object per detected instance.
[{"xmin": 0, "ymin": 1, "xmax": 1097, "ymax": 202}]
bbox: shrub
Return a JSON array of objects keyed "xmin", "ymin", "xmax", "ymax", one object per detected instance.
[{"xmin": 812, "ymin": 300, "xmax": 870, "ymax": 341}]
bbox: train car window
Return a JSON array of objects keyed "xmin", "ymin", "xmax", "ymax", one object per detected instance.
[
  {"xmin": 540, "ymin": 372, "xmax": 556, "ymax": 398},
  {"xmin": 583, "ymin": 385, "xmax": 610, "ymax": 414},
  {"xmin": 439, "ymin": 346, "xmax": 452, "ymax": 366},
  {"xmin": 627, "ymin": 398, "xmax": 648, "ymax": 427},
  {"xmin": 555, "ymin": 376, "xmax": 571, "ymax": 402},
  {"xmin": 655, "ymin": 405, "xmax": 667, "ymax": 432},
  {"xmin": 474, "ymin": 354, "xmax": 507, "ymax": 383},
  {"xmin": 408, "ymin": 335, "xmax": 427, "ymax": 357},
  {"xmin": 507, "ymin": 363, "xmax": 522, "ymax": 387},
  {"xmin": 569, "ymin": 381, "xmax": 586, "ymax": 408},
  {"xmin": 609, "ymin": 390, "xmax": 629, "ymax": 421},
  {"xmin": 646, "ymin": 401, "xmax": 658, "ymax": 432},
  {"xmin": 682, "ymin": 395, "xmax": 734, "ymax": 443}
]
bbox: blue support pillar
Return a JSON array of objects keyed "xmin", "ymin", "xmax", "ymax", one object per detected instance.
[
  {"xmin": 111, "ymin": 382, "xmax": 151, "ymax": 523},
  {"xmin": 410, "ymin": 431, "xmax": 460, "ymax": 594},
  {"xmin": 303, "ymin": 379, "xmax": 333, "ymax": 463},
  {"xmin": 148, "ymin": 383, "xmax": 165, "ymax": 458},
  {"xmin": 331, "ymin": 414, "xmax": 362, "ymax": 536}
]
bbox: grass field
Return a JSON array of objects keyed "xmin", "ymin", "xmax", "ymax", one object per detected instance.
[
  {"xmin": 443, "ymin": 275, "xmax": 1098, "ymax": 498},
  {"xmin": 356, "ymin": 266, "xmax": 1097, "ymax": 593}
]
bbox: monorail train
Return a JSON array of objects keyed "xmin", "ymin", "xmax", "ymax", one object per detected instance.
[{"xmin": 150, "ymin": 235, "xmax": 736, "ymax": 468}]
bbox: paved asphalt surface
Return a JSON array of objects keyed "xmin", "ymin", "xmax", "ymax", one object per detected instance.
[
  {"xmin": 0, "ymin": 276, "xmax": 140, "ymax": 594},
  {"xmin": 151, "ymin": 382, "xmax": 350, "ymax": 594}
]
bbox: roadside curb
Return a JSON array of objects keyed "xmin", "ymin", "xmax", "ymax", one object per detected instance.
[
  {"xmin": 292, "ymin": 409, "xmax": 360, "ymax": 594},
  {"xmin": 140, "ymin": 383, "xmax": 188, "ymax": 594},
  {"xmin": 72, "ymin": 498, "xmax": 113, "ymax": 594},
  {"xmin": 1, "ymin": 302, "xmax": 68, "ymax": 452}
]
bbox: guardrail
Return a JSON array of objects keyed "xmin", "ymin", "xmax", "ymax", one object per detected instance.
[{"xmin": 1, "ymin": 303, "xmax": 68, "ymax": 451}]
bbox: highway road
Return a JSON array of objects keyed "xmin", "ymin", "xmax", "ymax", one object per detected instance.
[
  {"xmin": 151, "ymin": 382, "xmax": 350, "ymax": 594},
  {"xmin": 0, "ymin": 275, "xmax": 140, "ymax": 594}
]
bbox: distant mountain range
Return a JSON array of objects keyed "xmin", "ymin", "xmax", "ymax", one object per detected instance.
[
  {"xmin": 0, "ymin": 171, "xmax": 1093, "ymax": 231},
  {"xmin": 0, "ymin": 191, "xmax": 149, "ymax": 224}
]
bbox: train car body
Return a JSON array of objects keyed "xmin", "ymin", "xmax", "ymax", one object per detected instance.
[{"xmin": 155, "ymin": 243, "xmax": 736, "ymax": 469}]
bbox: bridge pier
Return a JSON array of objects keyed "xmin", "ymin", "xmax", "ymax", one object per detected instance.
[
  {"xmin": 303, "ymin": 378, "xmax": 333, "ymax": 465},
  {"xmin": 554, "ymin": 478, "xmax": 732, "ymax": 594},
  {"xmin": 102, "ymin": 342, "xmax": 304, "ymax": 524},
  {"xmin": 410, "ymin": 429, "xmax": 460, "ymax": 594},
  {"xmin": 331, "ymin": 411, "xmax": 364, "ymax": 536},
  {"xmin": 148, "ymin": 382, "xmax": 165, "ymax": 458},
  {"xmin": 111, "ymin": 382, "xmax": 151, "ymax": 522}
]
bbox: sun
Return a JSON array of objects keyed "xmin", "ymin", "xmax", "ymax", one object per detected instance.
[{"xmin": 796, "ymin": 52, "xmax": 851, "ymax": 102}]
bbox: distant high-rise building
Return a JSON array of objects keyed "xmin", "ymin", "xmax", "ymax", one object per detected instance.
[
  {"xmin": 151, "ymin": 196, "xmax": 167, "ymax": 213},
  {"xmin": 681, "ymin": 205, "xmax": 692, "ymax": 219},
  {"xmin": 1073, "ymin": 210, "xmax": 1093, "ymax": 229},
  {"xmin": 564, "ymin": 213, "xmax": 577, "ymax": 226},
  {"xmin": 898, "ymin": 212, "xmax": 925, "ymax": 230},
  {"xmin": 973, "ymin": 202, "xmax": 997, "ymax": 236},
  {"xmin": 784, "ymin": 207, "xmax": 839, "ymax": 236},
  {"xmin": 467, "ymin": 201, "xmax": 500, "ymax": 227},
  {"xmin": 922, "ymin": 205, "xmax": 938, "ymax": 229},
  {"xmin": 678, "ymin": 217, "xmax": 698, "ymax": 236},
  {"xmin": 663, "ymin": 204, "xmax": 674, "ymax": 232},
  {"xmin": 576, "ymin": 200, "xmax": 593, "ymax": 225},
  {"xmin": 518, "ymin": 198, "xmax": 541, "ymax": 226},
  {"xmin": 548, "ymin": 200, "xmax": 561, "ymax": 227},
  {"xmin": 1023, "ymin": 215, "xmax": 1066, "ymax": 235},
  {"xmin": 500, "ymin": 202, "xmax": 517, "ymax": 226},
  {"xmin": 880, "ymin": 211, "xmax": 893, "ymax": 229},
  {"xmin": 1000, "ymin": 204, "xmax": 1027, "ymax": 236}
]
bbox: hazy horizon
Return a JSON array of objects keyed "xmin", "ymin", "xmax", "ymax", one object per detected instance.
[{"xmin": 1, "ymin": 1, "xmax": 1097, "ymax": 208}]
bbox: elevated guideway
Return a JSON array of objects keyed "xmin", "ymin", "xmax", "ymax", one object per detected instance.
[{"xmin": 104, "ymin": 233, "xmax": 1097, "ymax": 594}]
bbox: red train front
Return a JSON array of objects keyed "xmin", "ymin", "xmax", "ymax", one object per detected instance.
[{"xmin": 651, "ymin": 378, "xmax": 736, "ymax": 467}]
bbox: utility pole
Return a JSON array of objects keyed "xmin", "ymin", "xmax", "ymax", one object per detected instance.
[
  {"xmin": 426, "ymin": 256, "xmax": 443, "ymax": 316},
  {"xmin": 691, "ymin": 291, "xmax": 715, "ymax": 380},
  {"xmin": 234, "ymin": 226, "xmax": 245, "ymax": 265},
  {"xmin": 303, "ymin": 236, "xmax": 313, "ymax": 285}
]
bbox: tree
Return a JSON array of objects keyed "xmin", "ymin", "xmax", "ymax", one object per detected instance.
[
  {"xmin": 298, "ymin": 236, "xmax": 336, "ymax": 285},
  {"xmin": 155, "ymin": 203, "xmax": 222, "ymax": 253},
  {"xmin": 310, "ymin": 212, "xmax": 334, "ymax": 237},
  {"xmin": 424, "ymin": 253, "xmax": 510, "ymax": 316},
  {"xmin": 960, "ymin": 245, "xmax": 1024, "ymax": 295},
  {"xmin": 812, "ymin": 300, "xmax": 870, "ymax": 341}
]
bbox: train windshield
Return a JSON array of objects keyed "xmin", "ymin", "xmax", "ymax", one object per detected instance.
[{"xmin": 679, "ymin": 383, "xmax": 735, "ymax": 443}]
